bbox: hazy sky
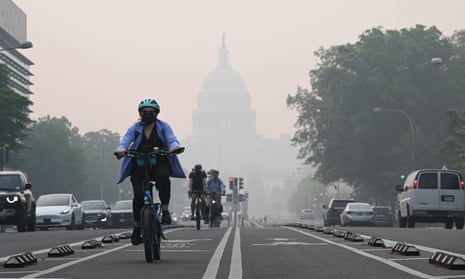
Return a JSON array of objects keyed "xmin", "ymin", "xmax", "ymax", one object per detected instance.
[{"xmin": 13, "ymin": 0, "xmax": 465, "ymax": 139}]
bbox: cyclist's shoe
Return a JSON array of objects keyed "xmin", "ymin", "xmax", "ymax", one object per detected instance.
[
  {"xmin": 131, "ymin": 226, "xmax": 142, "ymax": 245},
  {"xmin": 162, "ymin": 211, "xmax": 172, "ymax": 225}
]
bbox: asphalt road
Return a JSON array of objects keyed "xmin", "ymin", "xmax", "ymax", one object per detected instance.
[{"xmin": 0, "ymin": 220, "xmax": 465, "ymax": 279}]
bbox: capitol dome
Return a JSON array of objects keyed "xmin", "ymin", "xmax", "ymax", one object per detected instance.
[{"xmin": 200, "ymin": 34, "xmax": 248, "ymax": 94}]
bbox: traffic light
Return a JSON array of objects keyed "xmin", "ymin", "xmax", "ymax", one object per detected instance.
[
  {"xmin": 226, "ymin": 193, "xmax": 232, "ymax": 202},
  {"xmin": 229, "ymin": 177, "xmax": 234, "ymax": 190},
  {"xmin": 239, "ymin": 177, "xmax": 244, "ymax": 189},
  {"xmin": 400, "ymin": 174, "xmax": 406, "ymax": 180},
  {"xmin": 233, "ymin": 177, "xmax": 238, "ymax": 190}
]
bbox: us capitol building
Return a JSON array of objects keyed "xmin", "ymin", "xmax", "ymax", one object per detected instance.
[{"xmin": 181, "ymin": 35, "xmax": 305, "ymax": 217}]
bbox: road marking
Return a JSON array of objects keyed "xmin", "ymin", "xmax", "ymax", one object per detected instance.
[
  {"xmin": 202, "ymin": 226, "xmax": 232, "ymax": 279},
  {"xmin": 287, "ymin": 227, "xmax": 436, "ymax": 279},
  {"xmin": 253, "ymin": 242, "xmax": 327, "ymax": 246},
  {"xmin": 20, "ymin": 243, "xmax": 132, "ymax": 279},
  {"xmin": 11, "ymin": 228, "xmax": 182, "ymax": 279},
  {"xmin": 229, "ymin": 226, "xmax": 242, "ymax": 279}
]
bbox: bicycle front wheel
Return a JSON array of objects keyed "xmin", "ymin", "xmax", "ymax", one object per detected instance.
[
  {"xmin": 153, "ymin": 218, "xmax": 161, "ymax": 260},
  {"xmin": 142, "ymin": 207, "xmax": 154, "ymax": 263},
  {"xmin": 210, "ymin": 205, "xmax": 215, "ymax": 228}
]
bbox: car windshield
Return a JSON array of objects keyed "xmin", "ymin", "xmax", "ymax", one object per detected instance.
[
  {"xmin": 37, "ymin": 195, "xmax": 69, "ymax": 206},
  {"xmin": 349, "ymin": 204, "xmax": 371, "ymax": 210},
  {"xmin": 374, "ymin": 207, "xmax": 391, "ymax": 213},
  {"xmin": 114, "ymin": 201, "xmax": 131, "ymax": 210},
  {"xmin": 0, "ymin": 175, "xmax": 21, "ymax": 191},
  {"xmin": 82, "ymin": 201, "xmax": 105, "ymax": 210},
  {"xmin": 333, "ymin": 201, "xmax": 351, "ymax": 209}
]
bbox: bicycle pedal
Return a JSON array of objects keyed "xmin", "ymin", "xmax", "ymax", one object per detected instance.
[{"xmin": 161, "ymin": 232, "xmax": 168, "ymax": 240}]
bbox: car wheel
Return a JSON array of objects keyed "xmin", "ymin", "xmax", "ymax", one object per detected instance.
[
  {"xmin": 445, "ymin": 219, "xmax": 454, "ymax": 229},
  {"xmin": 406, "ymin": 214, "xmax": 415, "ymax": 228},
  {"xmin": 27, "ymin": 210, "xmax": 36, "ymax": 232},
  {"xmin": 455, "ymin": 217, "xmax": 464, "ymax": 230},
  {"xmin": 16, "ymin": 214, "xmax": 27, "ymax": 232},
  {"xmin": 67, "ymin": 214, "xmax": 75, "ymax": 230}
]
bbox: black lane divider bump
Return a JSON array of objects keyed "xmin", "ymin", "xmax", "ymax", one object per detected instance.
[
  {"xmin": 343, "ymin": 231, "xmax": 363, "ymax": 242},
  {"xmin": 391, "ymin": 242, "xmax": 420, "ymax": 256},
  {"xmin": 3, "ymin": 252, "xmax": 37, "ymax": 268},
  {"xmin": 333, "ymin": 230, "xmax": 346, "ymax": 238},
  {"xmin": 368, "ymin": 237, "xmax": 385, "ymax": 247},
  {"xmin": 429, "ymin": 251, "xmax": 465, "ymax": 269},
  {"xmin": 81, "ymin": 239, "xmax": 103, "ymax": 249},
  {"xmin": 119, "ymin": 232, "xmax": 131, "ymax": 239},
  {"xmin": 102, "ymin": 235, "xmax": 115, "ymax": 243},
  {"xmin": 48, "ymin": 245, "xmax": 75, "ymax": 257}
]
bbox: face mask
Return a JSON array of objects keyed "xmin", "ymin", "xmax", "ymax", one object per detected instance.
[{"xmin": 141, "ymin": 111, "xmax": 156, "ymax": 125}]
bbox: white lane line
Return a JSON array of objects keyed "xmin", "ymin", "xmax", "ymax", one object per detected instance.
[
  {"xmin": 20, "ymin": 243, "xmax": 132, "ymax": 279},
  {"xmin": 15, "ymin": 228, "xmax": 183, "ymax": 279},
  {"xmin": 229, "ymin": 226, "xmax": 242, "ymax": 279},
  {"xmin": 287, "ymin": 227, "xmax": 435, "ymax": 279},
  {"xmin": 202, "ymin": 227, "xmax": 232, "ymax": 279}
]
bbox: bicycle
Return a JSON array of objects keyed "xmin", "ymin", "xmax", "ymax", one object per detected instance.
[
  {"xmin": 207, "ymin": 192, "xmax": 222, "ymax": 228},
  {"xmin": 191, "ymin": 190, "xmax": 205, "ymax": 230},
  {"xmin": 114, "ymin": 146, "xmax": 184, "ymax": 263}
]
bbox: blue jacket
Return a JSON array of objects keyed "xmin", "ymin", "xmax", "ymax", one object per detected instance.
[
  {"xmin": 116, "ymin": 120, "xmax": 186, "ymax": 183},
  {"xmin": 206, "ymin": 178, "xmax": 225, "ymax": 193}
]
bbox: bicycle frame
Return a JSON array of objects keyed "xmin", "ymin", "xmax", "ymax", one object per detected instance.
[{"xmin": 115, "ymin": 147, "xmax": 184, "ymax": 263}]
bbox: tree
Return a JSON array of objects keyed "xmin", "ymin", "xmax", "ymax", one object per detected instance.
[
  {"xmin": 0, "ymin": 64, "xmax": 33, "ymax": 169},
  {"xmin": 287, "ymin": 25, "xmax": 465, "ymax": 202},
  {"xmin": 81, "ymin": 129, "xmax": 125, "ymax": 204},
  {"xmin": 8, "ymin": 116, "xmax": 86, "ymax": 197}
]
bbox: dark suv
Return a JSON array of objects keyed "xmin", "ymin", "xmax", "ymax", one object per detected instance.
[
  {"xmin": 323, "ymin": 198, "xmax": 355, "ymax": 226},
  {"xmin": 0, "ymin": 171, "xmax": 36, "ymax": 232}
]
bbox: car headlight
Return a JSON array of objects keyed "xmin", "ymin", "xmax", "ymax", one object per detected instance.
[
  {"xmin": 60, "ymin": 208, "xmax": 70, "ymax": 214},
  {"xmin": 6, "ymin": 195, "xmax": 19, "ymax": 204}
]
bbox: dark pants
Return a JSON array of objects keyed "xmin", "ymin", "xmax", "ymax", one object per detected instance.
[{"xmin": 130, "ymin": 159, "xmax": 171, "ymax": 223}]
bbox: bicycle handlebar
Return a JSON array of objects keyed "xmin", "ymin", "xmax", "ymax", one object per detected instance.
[{"xmin": 114, "ymin": 147, "xmax": 185, "ymax": 159}]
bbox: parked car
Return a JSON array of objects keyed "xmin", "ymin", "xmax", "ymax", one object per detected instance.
[
  {"xmin": 340, "ymin": 202, "xmax": 375, "ymax": 226},
  {"xmin": 111, "ymin": 200, "xmax": 133, "ymax": 228},
  {"xmin": 300, "ymin": 208, "xmax": 315, "ymax": 220},
  {"xmin": 396, "ymin": 169, "xmax": 465, "ymax": 229},
  {"xmin": 373, "ymin": 206, "xmax": 393, "ymax": 227},
  {"xmin": 36, "ymin": 193, "xmax": 84, "ymax": 230},
  {"xmin": 0, "ymin": 171, "xmax": 36, "ymax": 232},
  {"xmin": 81, "ymin": 200, "xmax": 112, "ymax": 228},
  {"xmin": 322, "ymin": 198, "xmax": 355, "ymax": 226}
]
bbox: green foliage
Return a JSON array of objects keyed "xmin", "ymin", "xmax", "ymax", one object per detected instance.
[
  {"xmin": 81, "ymin": 129, "xmax": 126, "ymax": 204},
  {"xmin": 8, "ymin": 116, "xmax": 86, "ymax": 197},
  {"xmin": 442, "ymin": 109, "xmax": 465, "ymax": 174},
  {"xmin": 0, "ymin": 64, "xmax": 33, "ymax": 151},
  {"xmin": 288, "ymin": 25, "xmax": 465, "ymax": 202}
]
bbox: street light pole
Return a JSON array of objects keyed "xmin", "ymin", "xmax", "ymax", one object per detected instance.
[{"xmin": 373, "ymin": 107, "xmax": 415, "ymax": 168}]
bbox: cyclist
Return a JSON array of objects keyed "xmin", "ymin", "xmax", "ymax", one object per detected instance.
[
  {"xmin": 188, "ymin": 164, "xmax": 207, "ymax": 221},
  {"xmin": 205, "ymin": 169, "xmax": 225, "ymax": 224},
  {"xmin": 115, "ymin": 98, "xmax": 186, "ymax": 245}
]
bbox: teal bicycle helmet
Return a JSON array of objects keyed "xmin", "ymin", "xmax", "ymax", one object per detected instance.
[{"xmin": 138, "ymin": 99, "xmax": 160, "ymax": 112}]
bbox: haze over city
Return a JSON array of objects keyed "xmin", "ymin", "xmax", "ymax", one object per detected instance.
[{"xmin": 13, "ymin": 0, "xmax": 465, "ymax": 140}]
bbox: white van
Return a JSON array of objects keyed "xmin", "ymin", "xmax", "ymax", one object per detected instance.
[{"xmin": 396, "ymin": 169, "xmax": 465, "ymax": 229}]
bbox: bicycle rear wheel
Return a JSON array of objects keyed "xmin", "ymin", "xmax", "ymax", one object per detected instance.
[
  {"xmin": 142, "ymin": 207, "xmax": 154, "ymax": 263},
  {"xmin": 196, "ymin": 198, "xmax": 201, "ymax": 230}
]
